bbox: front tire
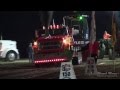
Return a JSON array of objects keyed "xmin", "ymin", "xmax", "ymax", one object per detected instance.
[{"xmin": 6, "ymin": 51, "xmax": 17, "ymax": 61}]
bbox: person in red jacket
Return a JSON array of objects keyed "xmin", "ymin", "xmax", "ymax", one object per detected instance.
[
  {"xmin": 80, "ymin": 40, "xmax": 99, "ymax": 64},
  {"xmin": 89, "ymin": 41, "xmax": 99, "ymax": 64}
]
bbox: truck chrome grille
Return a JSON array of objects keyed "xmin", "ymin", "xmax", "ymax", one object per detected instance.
[{"xmin": 40, "ymin": 41, "xmax": 61, "ymax": 50}]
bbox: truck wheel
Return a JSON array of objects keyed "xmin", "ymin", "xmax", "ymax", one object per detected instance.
[{"xmin": 6, "ymin": 51, "xmax": 17, "ymax": 61}]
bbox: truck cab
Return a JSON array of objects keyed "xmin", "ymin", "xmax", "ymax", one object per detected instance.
[
  {"xmin": 0, "ymin": 40, "xmax": 20, "ymax": 61},
  {"xmin": 63, "ymin": 15, "xmax": 90, "ymax": 64},
  {"xmin": 33, "ymin": 25, "xmax": 73, "ymax": 67}
]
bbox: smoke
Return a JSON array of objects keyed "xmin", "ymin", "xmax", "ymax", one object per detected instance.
[
  {"xmin": 48, "ymin": 11, "xmax": 54, "ymax": 26},
  {"xmin": 39, "ymin": 11, "xmax": 54, "ymax": 28},
  {"xmin": 39, "ymin": 11, "xmax": 45, "ymax": 27}
]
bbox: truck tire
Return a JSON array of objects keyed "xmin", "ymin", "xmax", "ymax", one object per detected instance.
[{"xmin": 6, "ymin": 51, "xmax": 17, "ymax": 61}]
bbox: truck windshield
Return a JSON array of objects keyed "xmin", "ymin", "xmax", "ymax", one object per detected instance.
[
  {"xmin": 73, "ymin": 25, "xmax": 83, "ymax": 39},
  {"xmin": 49, "ymin": 28, "xmax": 67, "ymax": 36},
  {"xmin": 38, "ymin": 28, "xmax": 67, "ymax": 37}
]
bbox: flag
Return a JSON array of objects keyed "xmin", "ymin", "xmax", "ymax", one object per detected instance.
[
  {"xmin": 90, "ymin": 11, "xmax": 96, "ymax": 44},
  {"xmin": 103, "ymin": 31, "xmax": 111, "ymax": 40},
  {"xmin": 111, "ymin": 11, "xmax": 117, "ymax": 47}
]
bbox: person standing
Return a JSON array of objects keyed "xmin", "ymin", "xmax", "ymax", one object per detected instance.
[
  {"xmin": 89, "ymin": 40, "xmax": 99, "ymax": 64},
  {"xmin": 28, "ymin": 43, "xmax": 34, "ymax": 63},
  {"xmin": 80, "ymin": 40, "xmax": 99, "ymax": 64}
]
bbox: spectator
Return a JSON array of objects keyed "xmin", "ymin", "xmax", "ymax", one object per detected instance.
[
  {"xmin": 28, "ymin": 43, "xmax": 34, "ymax": 63},
  {"xmin": 90, "ymin": 41, "xmax": 99, "ymax": 64},
  {"xmin": 80, "ymin": 40, "xmax": 99, "ymax": 64}
]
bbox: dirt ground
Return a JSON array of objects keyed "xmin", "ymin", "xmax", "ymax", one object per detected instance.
[{"xmin": 0, "ymin": 58, "xmax": 120, "ymax": 79}]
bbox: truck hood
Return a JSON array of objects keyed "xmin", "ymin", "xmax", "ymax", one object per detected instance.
[{"xmin": 38, "ymin": 35, "xmax": 66, "ymax": 42}]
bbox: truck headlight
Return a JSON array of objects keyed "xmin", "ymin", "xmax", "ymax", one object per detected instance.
[
  {"xmin": 63, "ymin": 37, "xmax": 70, "ymax": 45},
  {"xmin": 34, "ymin": 41, "xmax": 38, "ymax": 46},
  {"xmin": 33, "ymin": 41, "xmax": 38, "ymax": 48}
]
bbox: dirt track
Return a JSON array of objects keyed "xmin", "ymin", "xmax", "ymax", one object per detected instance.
[{"xmin": 0, "ymin": 59, "xmax": 120, "ymax": 79}]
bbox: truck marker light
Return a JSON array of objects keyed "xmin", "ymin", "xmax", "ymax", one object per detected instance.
[
  {"xmin": 57, "ymin": 25, "xmax": 59, "ymax": 29},
  {"xmin": 53, "ymin": 25, "xmax": 56, "ymax": 29},
  {"xmin": 50, "ymin": 25, "xmax": 52, "ymax": 29}
]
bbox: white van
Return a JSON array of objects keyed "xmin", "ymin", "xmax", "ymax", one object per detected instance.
[{"xmin": 0, "ymin": 40, "xmax": 20, "ymax": 61}]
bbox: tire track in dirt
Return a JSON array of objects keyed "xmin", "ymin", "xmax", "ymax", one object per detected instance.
[{"xmin": 34, "ymin": 71, "xmax": 59, "ymax": 79}]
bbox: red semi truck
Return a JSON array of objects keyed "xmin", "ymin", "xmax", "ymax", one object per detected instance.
[{"xmin": 32, "ymin": 24, "xmax": 73, "ymax": 67}]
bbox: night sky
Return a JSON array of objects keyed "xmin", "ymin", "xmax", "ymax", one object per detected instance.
[{"xmin": 0, "ymin": 11, "xmax": 113, "ymax": 58}]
